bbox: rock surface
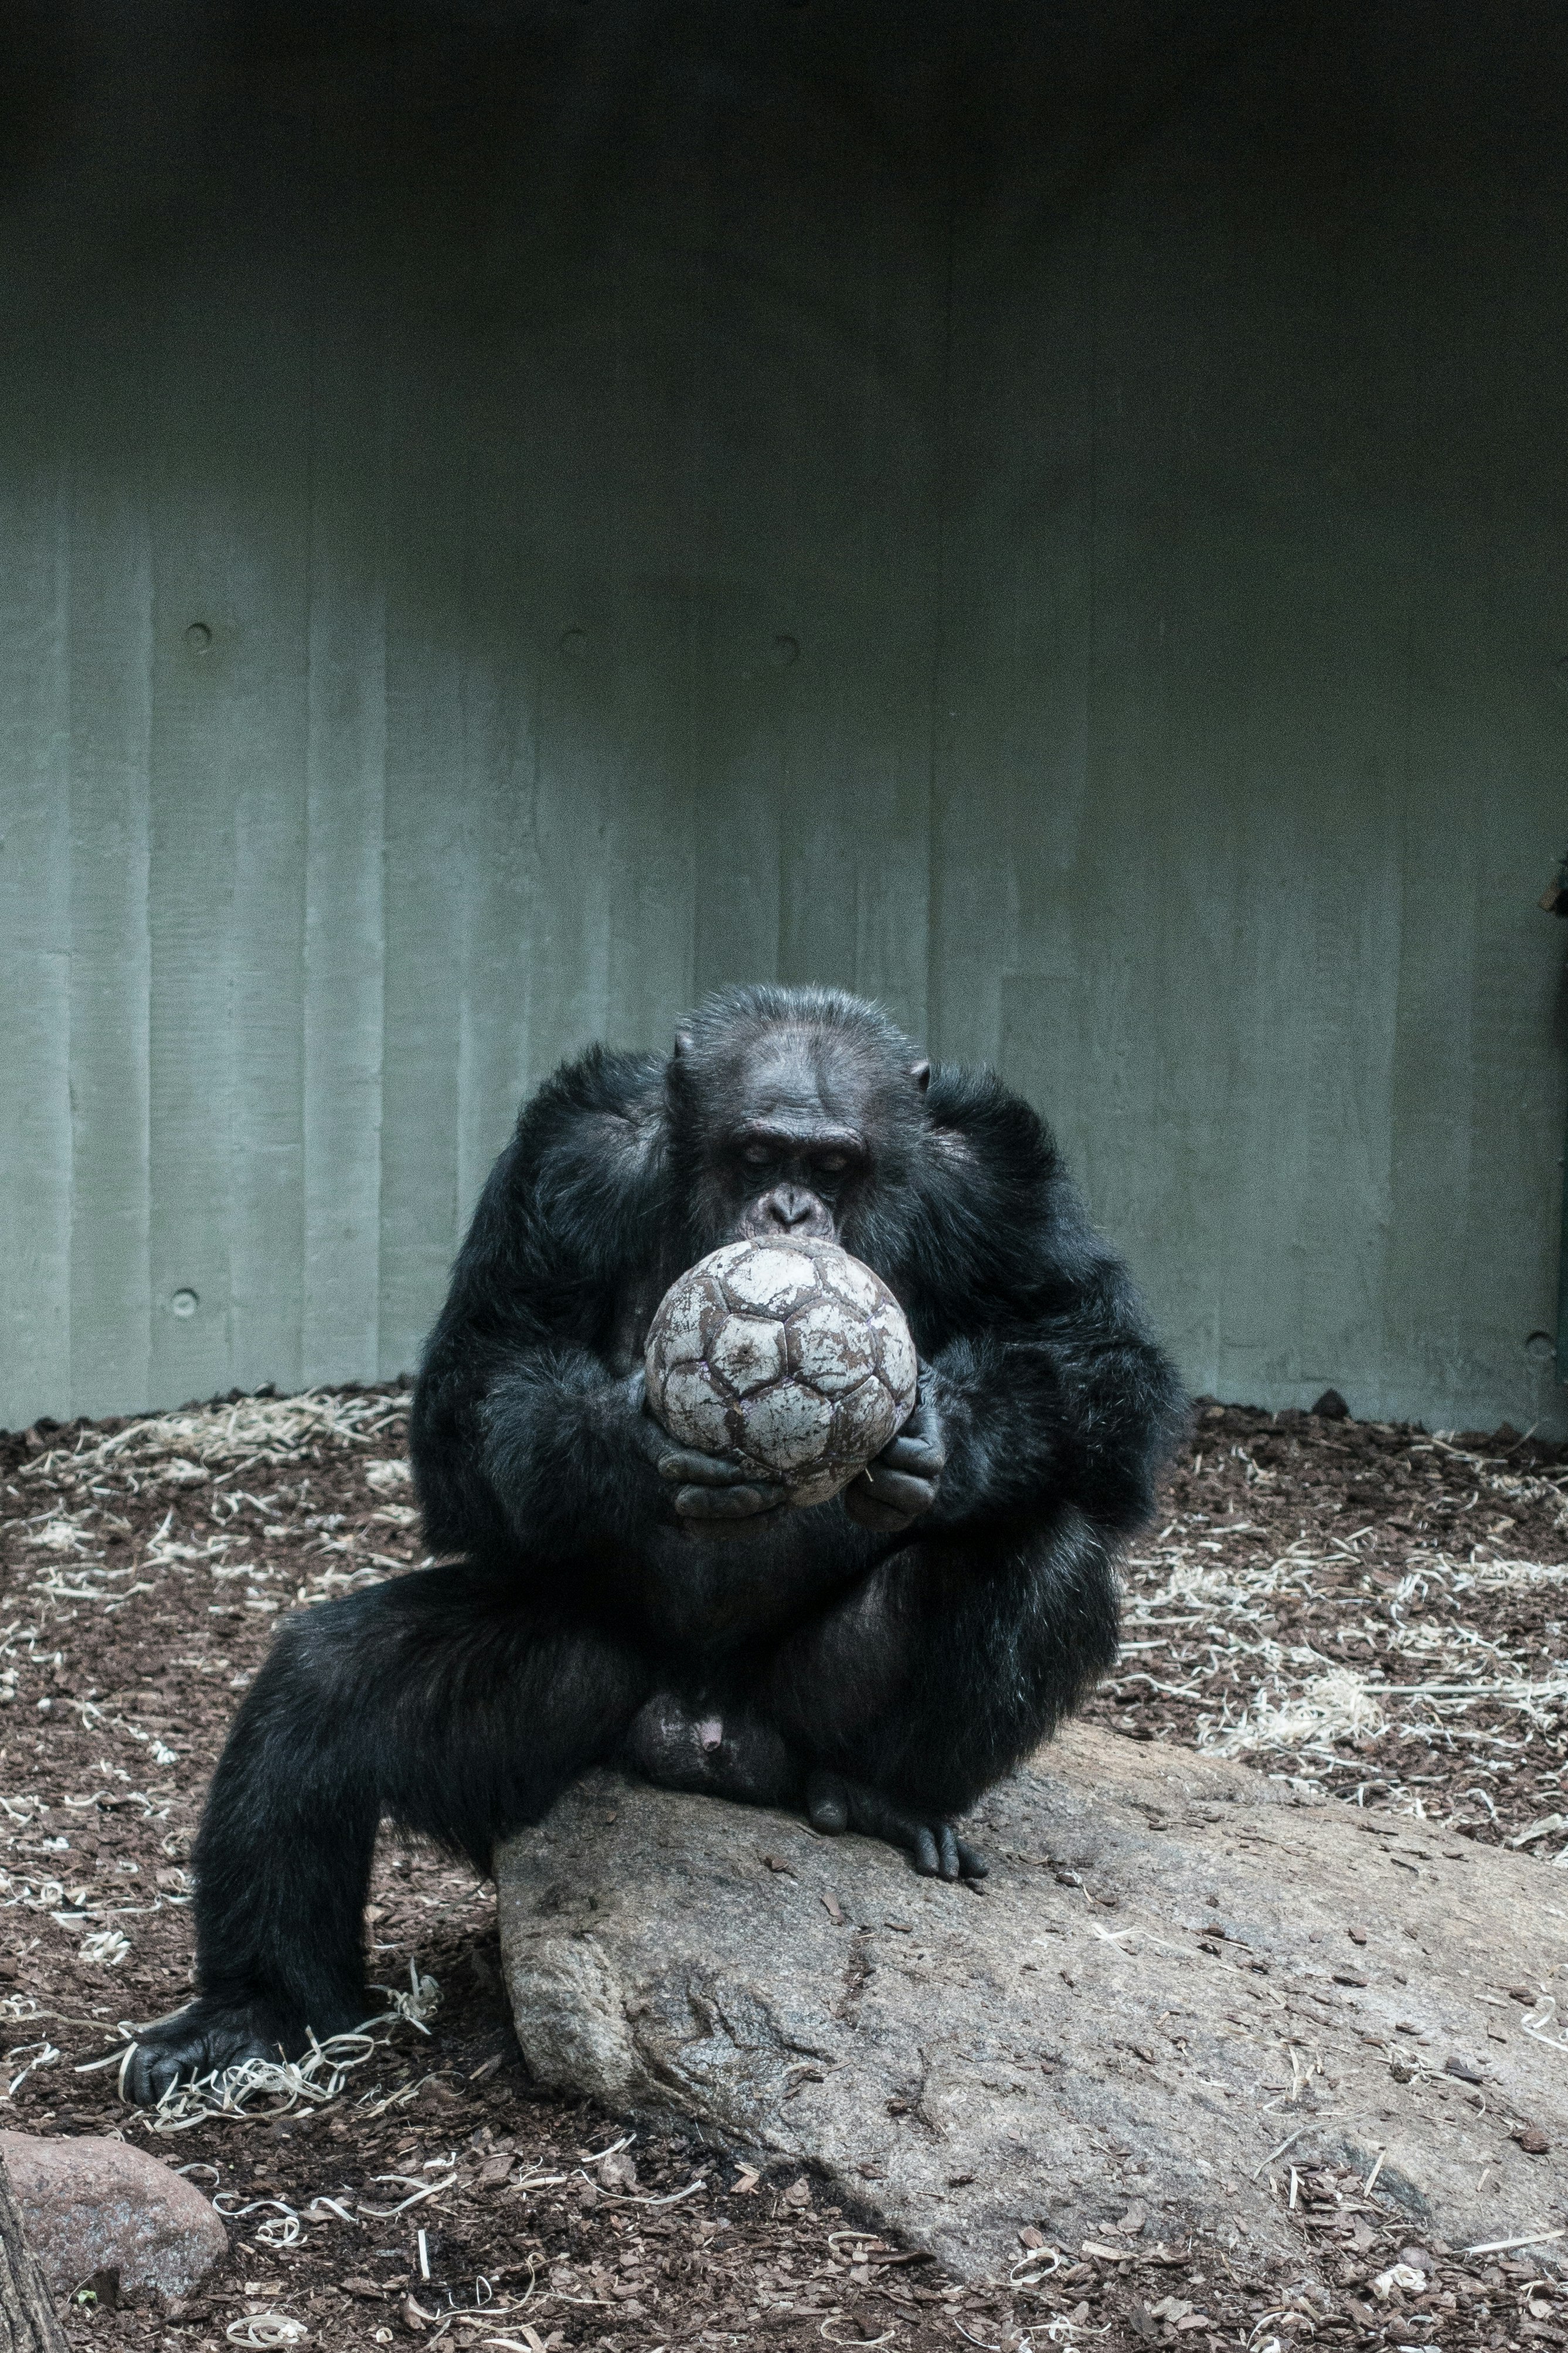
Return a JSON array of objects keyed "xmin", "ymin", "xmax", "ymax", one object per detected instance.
[
  {"xmin": 498, "ymin": 1726, "xmax": 1568, "ymax": 2281},
  {"xmin": 0, "ymin": 2132, "xmax": 229, "ymax": 2301}
]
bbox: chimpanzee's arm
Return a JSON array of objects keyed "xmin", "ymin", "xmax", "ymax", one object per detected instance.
[
  {"xmin": 411, "ymin": 1048, "xmax": 687, "ymax": 1567},
  {"xmin": 847, "ymin": 1070, "xmax": 1183, "ymax": 1541},
  {"xmin": 922, "ymin": 1249, "xmax": 1182, "ymax": 1536}
]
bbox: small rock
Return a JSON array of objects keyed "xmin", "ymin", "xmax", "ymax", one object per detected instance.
[
  {"xmin": 1, "ymin": 2131, "xmax": 228, "ymax": 2301},
  {"xmin": 598, "ymin": 2150, "xmax": 638, "ymax": 2194},
  {"xmin": 1311, "ymin": 1388, "xmax": 1351, "ymax": 1420},
  {"xmin": 1513, "ymin": 2126, "xmax": 1550, "ymax": 2156}
]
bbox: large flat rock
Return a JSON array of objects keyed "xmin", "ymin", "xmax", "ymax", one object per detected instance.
[{"xmin": 496, "ymin": 1727, "xmax": 1566, "ymax": 2280}]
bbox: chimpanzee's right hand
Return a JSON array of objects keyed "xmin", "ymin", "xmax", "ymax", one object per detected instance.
[
  {"xmin": 843, "ymin": 1385, "xmax": 945, "ymax": 1532},
  {"xmin": 623, "ymin": 1371, "xmax": 790, "ymax": 1539}
]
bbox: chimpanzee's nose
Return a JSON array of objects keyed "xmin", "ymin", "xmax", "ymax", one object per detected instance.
[{"xmin": 763, "ymin": 1186, "xmax": 816, "ymax": 1230}]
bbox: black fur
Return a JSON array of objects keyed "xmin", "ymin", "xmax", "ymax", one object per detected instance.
[{"xmin": 124, "ymin": 985, "xmax": 1183, "ymax": 2102}]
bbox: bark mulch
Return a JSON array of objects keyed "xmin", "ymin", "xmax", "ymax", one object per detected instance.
[{"xmin": 1, "ymin": 1389, "xmax": 1564, "ymax": 2353}]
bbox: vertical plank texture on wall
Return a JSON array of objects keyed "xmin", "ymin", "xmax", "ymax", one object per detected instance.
[
  {"xmin": 67, "ymin": 471, "xmax": 153, "ymax": 1420},
  {"xmin": 933, "ymin": 11, "xmax": 1568, "ymax": 1434},
  {"xmin": 2, "ymin": 1, "xmax": 1566, "ymax": 1437},
  {"xmin": 302, "ymin": 287, "xmax": 389, "ymax": 1393},
  {"xmin": 0, "ymin": 457, "xmax": 72, "ymax": 1421}
]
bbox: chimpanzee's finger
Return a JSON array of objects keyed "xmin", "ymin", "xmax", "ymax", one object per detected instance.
[
  {"xmin": 955, "ymin": 1839, "xmax": 988, "ymax": 1879},
  {"xmin": 896, "ymin": 1391, "xmax": 946, "ymax": 1451},
  {"xmin": 628, "ymin": 1379, "xmax": 676, "ymax": 1458},
  {"xmin": 937, "ymin": 1825, "xmax": 961, "ymax": 1880},
  {"xmin": 842, "ymin": 1482, "xmax": 915, "ymax": 1533},
  {"xmin": 873, "ymin": 1393, "xmax": 945, "ymax": 1475},
  {"xmin": 675, "ymin": 1479, "xmax": 787, "ymax": 1516},
  {"xmin": 876, "ymin": 1431, "xmax": 943, "ymax": 1476},
  {"xmin": 658, "ymin": 1447, "xmax": 759, "ymax": 1486},
  {"xmin": 856, "ymin": 1466, "xmax": 938, "ymax": 1517},
  {"xmin": 910, "ymin": 1824, "xmax": 941, "ymax": 1875}
]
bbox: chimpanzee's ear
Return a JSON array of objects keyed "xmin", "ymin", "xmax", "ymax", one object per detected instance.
[
  {"xmin": 674, "ymin": 1030, "xmax": 694, "ymax": 1060},
  {"xmin": 910, "ymin": 1059, "xmax": 931, "ymax": 1093}
]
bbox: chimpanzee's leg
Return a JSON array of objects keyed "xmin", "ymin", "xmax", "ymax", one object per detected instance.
[
  {"xmin": 124, "ymin": 1565, "xmax": 652, "ymax": 2103},
  {"xmin": 757, "ymin": 1506, "xmax": 1119, "ymax": 1879}
]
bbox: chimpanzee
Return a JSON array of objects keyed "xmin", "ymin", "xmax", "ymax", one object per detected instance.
[{"xmin": 124, "ymin": 984, "xmax": 1182, "ymax": 2101}]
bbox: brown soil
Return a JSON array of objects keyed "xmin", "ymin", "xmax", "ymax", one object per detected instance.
[
  {"xmin": 1086, "ymin": 1401, "xmax": 1568, "ymax": 1847},
  {"xmin": 1, "ymin": 1390, "xmax": 1564, "ymax": 2353}
]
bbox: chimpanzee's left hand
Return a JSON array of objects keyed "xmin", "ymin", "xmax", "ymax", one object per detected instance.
[
  {"xmin": 627, "ymin": 1370, "xmax": 790, "ymax": 1540},
  {"xmin": 844, "ymin": 1384, "xmax": 944, "ymax": 1532}
]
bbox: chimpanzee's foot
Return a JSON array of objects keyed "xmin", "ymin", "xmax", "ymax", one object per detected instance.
[
  {"xmin": 121, "ymin": 1994, "xmax": 326, "ymax": 2107},
  {"xmin": 805, "ymin": 1769, "xmax": 988, "ymax": 1882},
  {"xmin": 623, "ymin": 1693, "xmax": 797, "ymax": 1807}
]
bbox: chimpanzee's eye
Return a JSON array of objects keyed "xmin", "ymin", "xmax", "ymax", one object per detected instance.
[
  {"xmin": 817, "ymin": 1152, "xmax": 848, "ymax": 1176},
  {"xmin": 741, "ymin": 1142, "xmax": 773, "ymax": 1167}
]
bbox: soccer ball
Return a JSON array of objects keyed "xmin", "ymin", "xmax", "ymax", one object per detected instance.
[{"xmin": 644, "ymin": 1237, "xmax": 919, "ymax": 1507}]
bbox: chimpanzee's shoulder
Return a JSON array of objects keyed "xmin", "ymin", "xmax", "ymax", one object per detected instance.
[
  {"xmin": 922, "ymin": 1065, "xmax": 1060, "ymax": 1187},
  {"xmin": 901, "ymin": 1064, "xmax": 1108, "ymax": 1306},
  {"xmin": 488, "ymin": 1044, "xmax": 671, "ymax": 1266},
  {"xmin": 518, "ymin": 1045, "xmax": 668, "ymax": 1157}
]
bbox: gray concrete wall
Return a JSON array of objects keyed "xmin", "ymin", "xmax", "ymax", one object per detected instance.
[{"xmin": 2, "ymin": 2, "xmax": 1565, "ymax": 1435}]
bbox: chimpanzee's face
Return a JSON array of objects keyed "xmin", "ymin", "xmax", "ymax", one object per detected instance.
[{"xmin": 689, "ymin": 1033, "xmax": 872, "ymax": 1248}]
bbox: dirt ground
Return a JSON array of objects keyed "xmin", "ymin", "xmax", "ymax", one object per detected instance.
[{"xmin": 1, "ymin": 1389, "xmax": 1564, "ymax": 2353}]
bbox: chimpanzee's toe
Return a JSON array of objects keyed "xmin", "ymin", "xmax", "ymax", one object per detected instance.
[
  {"xmin": 805, "ymin": 1769, "xmax": 852, "ymax": 1834},
  {"xmin": 120, "ymin": 1998, "xmax": 293, "ymax": 2107},
  {"xmin": 803, "ymin": 1771, "xmax": 985, "ymax": 1880}
]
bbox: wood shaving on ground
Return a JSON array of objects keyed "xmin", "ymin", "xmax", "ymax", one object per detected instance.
[{"xmin": 1085, "ymin": 1400, "xmax": 1568, "ymax": 1847}]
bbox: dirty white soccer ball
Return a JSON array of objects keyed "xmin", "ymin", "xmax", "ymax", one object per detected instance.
[{"xmin": 644, "ymin": 1237, "xmax": 919, "ymax": 1507}]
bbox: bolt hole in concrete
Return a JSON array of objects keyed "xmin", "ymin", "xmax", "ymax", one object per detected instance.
[
  {"xmin": 1526, "ymin": 1329, "xmax": 1555, "ymax": 1359},
  {"xmin": 558, "ymin": 625, "xmax": 587, "ymax": 658},
  {"xmin": 170, "ymin": 1288, "xmax": 199, "ymax": 1319},
  {"xmin": 183, "ymin": 620, "xmax": 212, "ymax": 651},
  {"xmin": 771, "ymin": 631, "xmax": 801, "ymax": 665}
]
